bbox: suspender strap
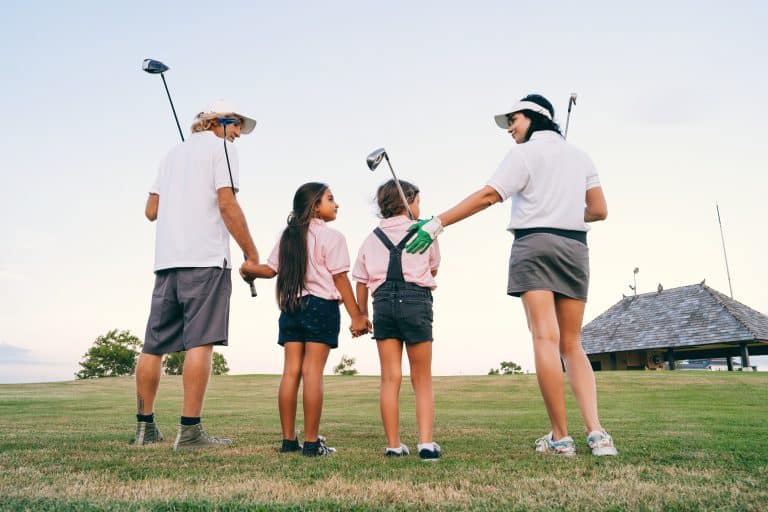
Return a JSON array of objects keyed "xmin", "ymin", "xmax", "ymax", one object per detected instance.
[{"xmin": 373, "ymin": 228, "xmax": 418, "ymax": 282}]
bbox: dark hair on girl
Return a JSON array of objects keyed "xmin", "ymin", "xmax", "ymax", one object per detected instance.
[
  {"xmin": 277, "ymin": 182, "xmax": 328, "ymax": 312},
  {"xmin": 518, "ymin": 93, "xmax": 562, "ymax": 142},
  {"xmin": 376, "ymin": 179, "xmax": 419, "ymax": 218}
]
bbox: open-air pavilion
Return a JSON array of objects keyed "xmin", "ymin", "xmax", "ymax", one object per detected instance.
[{"xmin": 581, "ymin": 282, "xmax": 768, "ymax": 371}]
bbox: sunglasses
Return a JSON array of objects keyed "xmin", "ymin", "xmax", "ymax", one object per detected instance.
[{"xmin": 218, "ymin": 117, "xmax": 242, "ymax": 126}]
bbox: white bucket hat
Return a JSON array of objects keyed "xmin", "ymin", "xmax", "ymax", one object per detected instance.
[
  {"xmin": 194, "ymin": 99, "xmax": 257, "ymax": 134},
  {"xmin": 494, "ymin": 100, "xmax": 553, "ymax": 129}
]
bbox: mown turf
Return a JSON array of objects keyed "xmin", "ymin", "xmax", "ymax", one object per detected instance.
[{"xmin": 0, "ymin": 372, "xmax": 766, "ymax": 511}]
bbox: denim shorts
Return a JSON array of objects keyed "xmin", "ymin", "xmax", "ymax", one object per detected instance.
[
  {"xmin": 372, "ymin": 281, "xmax": 433, "ymax": 344},
  {"xmin": 277, "ymin": 295, "xmax": 341, "ymax": 348}
]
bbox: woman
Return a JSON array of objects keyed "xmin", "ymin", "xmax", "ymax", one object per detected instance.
[{"xmin": 407, "ymin": 94, "xmax": 617, "ymax": 456}]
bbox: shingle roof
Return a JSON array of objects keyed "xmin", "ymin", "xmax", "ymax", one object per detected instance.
[{"xmin": 581, "ymin": 283, "xmax": 768, "ymax": 354}]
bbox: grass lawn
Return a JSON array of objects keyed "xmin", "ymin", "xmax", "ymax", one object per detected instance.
[{"xmin": 0, "ymin": 372, "xmax": 766, "ymax": 511}]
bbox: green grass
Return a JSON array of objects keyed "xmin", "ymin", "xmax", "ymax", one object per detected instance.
[{"xmin": 1, "ymin": 372, "xmax": 766, "ymax": 511}]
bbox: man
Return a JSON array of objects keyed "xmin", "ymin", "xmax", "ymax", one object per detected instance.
[{"xmin": 133, "ymin": 99, "xmax": 261, "ymax": 450}]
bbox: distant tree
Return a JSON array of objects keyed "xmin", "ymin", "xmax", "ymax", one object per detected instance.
[
  {"xmin": 500, "ymin": 361, "xmax": 523, "ymax": 375},
  {"xmin": 333, "ymin": 355, "xmax": 358, "ymax": 376},
  {"xmin": 488, "ymin": 361, "xmax": 524, "ymax": 375},
  {"xmin": 76, "ymin": 329, "xmax": 141, "ymax": 379},
  {"xmin": 163, "ymin": 352, "xmax": 185, "ymax": 375},
  {"xmin": 163, "ymin": 351, "xmax": 230, "ymax": 375}
]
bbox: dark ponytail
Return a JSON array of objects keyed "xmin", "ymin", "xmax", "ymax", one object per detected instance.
[
  {"xmin": 277, "ymin": 182, "xmax": 328, "ymax": 312},
  {"xmin": 519, "ymin": 94, "xmax": 562, "ymax": 142}
]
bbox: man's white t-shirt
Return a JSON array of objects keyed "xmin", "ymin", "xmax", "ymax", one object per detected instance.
[
  {"xmin": 486, "ymin": 131, "xmax": 601, "ymax": 233},
  {"xmin": 150, "ymin": 131, "xmax": 239, "ymax": 271}
]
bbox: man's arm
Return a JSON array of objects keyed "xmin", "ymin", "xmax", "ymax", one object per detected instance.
[
  {"xmin": 145, "ymin": 193, "xmax": 159, "ymax": 221},
  {"xmin": 217, "ymin": 187, "xmax": 259, "ymax": 263}
]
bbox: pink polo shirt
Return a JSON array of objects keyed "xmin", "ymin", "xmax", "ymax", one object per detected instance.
[
  {"xmin": 352, "ymin": 216, "xmax": 440, "ymax": 295},
  {"xmin": 267, "ymin": 218, "xmax": 350, "ymax": 301}
]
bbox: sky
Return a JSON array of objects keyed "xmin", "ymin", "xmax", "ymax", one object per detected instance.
[{"xmin": 1, "ymin": 1, "xmax": 767, "ymax": 383}]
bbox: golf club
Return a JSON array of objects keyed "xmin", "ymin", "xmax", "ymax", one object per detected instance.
[
  {"xmin": 220, "ymin": 117, "xmax": 257, "ymax": 297},
  {"xmin": 142, "ymin": 59, "xmax": 185, "ymax": 141},
  {"xmin": 366, "ymin": 148, "xmax": 414, "ymax": 220},
  {"xmin": 564, "ymin": 92, "xmax": 577, "ymax": 139}
]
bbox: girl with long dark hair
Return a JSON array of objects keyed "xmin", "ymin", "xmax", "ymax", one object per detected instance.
[{"xmin": 243, "ymin": 182, "xmax": 370, "ymax": 456}]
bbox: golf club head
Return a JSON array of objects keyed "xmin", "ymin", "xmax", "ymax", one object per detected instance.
[
  {"xmin": 366, "ymin": 148, "xmax": 387, "ymax": 171},
  {"xmin": 570, "ymin": 92, "xmax": 577, "ymax": 105},
  {"xmin": 142, "ymin": 59, "xmax": 169, "ymax": 74}
]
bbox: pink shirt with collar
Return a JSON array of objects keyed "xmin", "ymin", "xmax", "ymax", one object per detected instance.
[
  {"xmin": 352, "ymin": 216, "xmax": 440, "ymax": 295},
  {"xmin": 267, "ymin": 218, "xmax": 350, "ymax": 301}
]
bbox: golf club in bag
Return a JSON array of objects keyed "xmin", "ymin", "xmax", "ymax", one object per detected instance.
[
  {"xmin": 365, "ymin": 148, "xmax": 414, "ymax": 220},
  {"xmin": 564, "ymin": 93, "xmax": 577, "ymax": 139},
  {"xmin": 142, "ymin": 58, "xmax": 256, "ymax": 297}
]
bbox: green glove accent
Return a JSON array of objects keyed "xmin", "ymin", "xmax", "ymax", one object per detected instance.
[{"xmin": 406, "ymin": 230, "xmax": 434, "ymax": 254}]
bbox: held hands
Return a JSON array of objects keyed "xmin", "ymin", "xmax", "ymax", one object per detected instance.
[
  {"xmin": 349, "ymin": 314, "xmax": 372, "ymax": 338},
  {"xmin": 239, "ymin": 257, "xmax": 261, "ymax": 283},
  {"xmin": 405, "ymin": 216, "xmax": 444, "ymax": 254}
]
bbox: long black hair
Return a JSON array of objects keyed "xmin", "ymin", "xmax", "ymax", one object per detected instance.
[
  {"xmin": 518, "ymin": 94, "xmax": 562, "ymax": 142},
  {"xmin": 277, "ymin": 182, "xmax": 328, "ymax": 312}
]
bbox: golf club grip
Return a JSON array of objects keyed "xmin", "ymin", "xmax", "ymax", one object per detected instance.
[{"xmin": 244, "ymin": 252, "xmax": 257, "ymax": 297}]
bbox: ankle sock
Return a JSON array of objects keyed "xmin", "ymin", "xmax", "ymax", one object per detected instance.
[
  {"xmin": 180, "ymin": 416, "xmax": 201, "ymax": 426},
  {"xmin": 418, "ymin": 442, "xmax": 435, "ymax": 452},
  {"xmin": 137, "ymin": 413, "xmax": 154, "ymax": 423}
]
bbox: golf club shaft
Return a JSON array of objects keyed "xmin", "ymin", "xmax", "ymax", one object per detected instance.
[
  {"xmin": 160, "ymin": 73, "xmax": 184, "ymax": 142},
  {"xmin": 564, "ymin": 95, "xmax": 578, "ymax": 140},
  {"xmin": 223, "ymin": 126, "xmax": 257, "ymax": 297},
  {"xmin": 384, "ymin": 156, "xmax": 414, "ymax": 220}
]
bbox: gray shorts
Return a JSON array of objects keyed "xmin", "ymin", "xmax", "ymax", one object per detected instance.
[
  {"xmin": 143, "ymin": 266, "xmax": 232, "ymax": 355},
  {"xmin": 507, "ymin": 233, "xmax": 589, "ymax": 301}
]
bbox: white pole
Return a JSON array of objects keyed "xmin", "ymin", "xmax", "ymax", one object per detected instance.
[{"xmin": 716, "ymin": 203, "xmax": 734, "ymax": 298}]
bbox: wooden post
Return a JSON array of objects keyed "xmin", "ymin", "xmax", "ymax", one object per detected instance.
[
  {"xmin": 666, "ymin": 348, "xmax": 675, "ymax": 370},
  {"xmin": 609, "ymin": 352, "xmax": 617, "ymax": 371},
  {"xmin": 726, "ymin": 357, "xmax": 734, "ymax": 371},
  {"xmin": 740, "ymin": 343, "xmax": 751, "ymax": 371}
]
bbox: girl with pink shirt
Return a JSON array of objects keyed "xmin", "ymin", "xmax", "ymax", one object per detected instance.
[
  {"xmin": 243, "ymin": 182, "xmax": 369, "ymax": 456},
  {"xmin": 352, "ymin": 180, "xmax": 442, "ymax": 461}
]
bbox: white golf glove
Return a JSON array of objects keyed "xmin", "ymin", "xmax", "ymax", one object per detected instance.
[{"xmin": 405, "ymin": 216, "xmax": 444, "ymax": 254}]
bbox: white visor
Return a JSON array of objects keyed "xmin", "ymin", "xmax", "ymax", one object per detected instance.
[{"xmin": 494, "ymin": 100, "xmax": 553, "ymax": 129}]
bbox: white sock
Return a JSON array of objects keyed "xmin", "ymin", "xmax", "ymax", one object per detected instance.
[{"xmin": 418, "ymin": 442, "xmax": 435, "ymax": 452}]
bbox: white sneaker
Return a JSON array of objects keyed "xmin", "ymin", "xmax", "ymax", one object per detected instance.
[
  {"xmin": 418, "ymin": 442, "xmax": 442, "ymax": 461},
  {"xmin": 587, "ymin": 430, "xmax": 618, "ymax": 456},
  {"xmin": 534, "ymin": 432, "xmax": 576, "ymax": 457},
  {"xmin": 384, "ymin": 443, "xmax": 410, "ymax": 457}
]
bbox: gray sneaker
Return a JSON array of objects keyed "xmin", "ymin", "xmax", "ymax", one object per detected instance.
[
  {"xmin": 534, "ymin": 432, "xmax": 576, "ymax": 457},
  {"xmin": 132, "ymin": 421, "xmax": 164, "ymax": 445},
  {"xmin": 172, "ymin": 423, "xmax": 233, "ymax": 450},
  {"xmin": 587, "ymin": 430, "xmax": 618, "ymax": 456}
]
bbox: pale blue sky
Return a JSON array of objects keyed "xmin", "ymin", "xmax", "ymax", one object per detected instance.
[{"xmin": 2, "ymin": 1, "xmax": 767, "ymax": 382}]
